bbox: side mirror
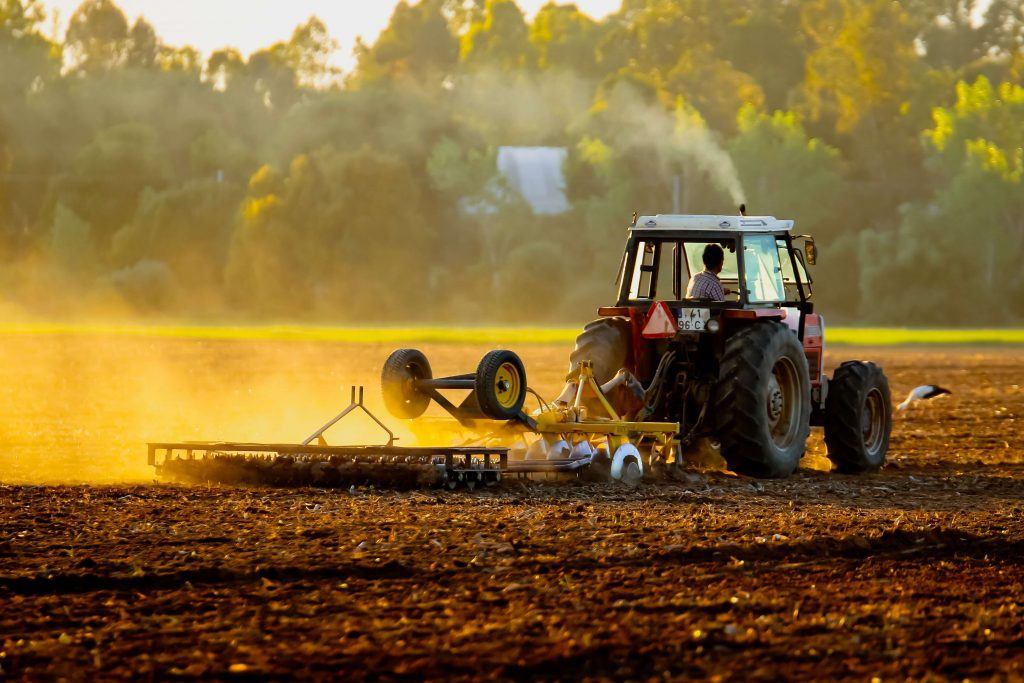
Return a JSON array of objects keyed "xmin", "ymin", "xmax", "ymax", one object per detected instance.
[{"xmin": 804, "ymin": 238, "xmax": 818, "ymax": 266}]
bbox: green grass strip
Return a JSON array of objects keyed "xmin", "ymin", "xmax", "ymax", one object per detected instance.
[
  {"xmin": 0, "ymin": 323, "xmax": 1022, "ymax": 345},
  {"xmin": 825, "ymin": 328, "xmax": 1024, "ymax": 345}
]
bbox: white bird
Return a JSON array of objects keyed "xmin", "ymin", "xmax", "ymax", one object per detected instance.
[{"xmin": 897, "ymin": 385, "xmax": 952, "ymax": 411}]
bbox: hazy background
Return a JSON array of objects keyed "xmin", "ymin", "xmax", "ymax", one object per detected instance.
[
  {"xmin": 40, "ymin": 0, "xmax": 622, "ymax": 70},
  {"xmin": 1, "ymin": 0, "xmax": 1023, "ymax": 325}
]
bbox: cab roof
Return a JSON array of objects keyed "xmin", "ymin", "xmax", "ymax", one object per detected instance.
[{"xmin": 633, "ymin": 215, "xmax": 795, "ymax": 232}]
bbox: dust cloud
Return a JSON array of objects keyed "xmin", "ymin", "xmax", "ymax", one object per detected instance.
[{"xmin": 0, "ymin": 335, "xmax": 568, "ymax": 485}]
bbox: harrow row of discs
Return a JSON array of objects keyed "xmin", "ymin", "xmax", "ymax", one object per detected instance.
[{"xmin": 151, "ymin": 445, "xmax": 508, "ymax": 490}]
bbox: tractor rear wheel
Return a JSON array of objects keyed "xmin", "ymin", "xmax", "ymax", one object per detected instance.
[
  {"xmin": 824, "ymin": 361, "xmax": 892, "ymax": 473},
  {"xmin": 712, "ymin": 322, "xmax": 811, "ymax": 478},
  {"xmin": 381, "ymin": 349, "xmax": 432, "ymax": 419},
  {"xmin": 567, "ymin": 317, "xmax": 631, "ymax": 385}
]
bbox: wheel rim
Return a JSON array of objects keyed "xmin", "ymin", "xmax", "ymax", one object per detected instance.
[
  {"xmin": 402, "ymin": 362, "xmax": 426, "ymax": 404},
  {"xmin": 494, "ymin": 362, "xmax": 522, "ymax": 410},
  {"xmin": 863, "ymin": 388, "xmax": 885, "ymax": 455},
  {"xmin": 766, "ymin": 357, "xmax": 800, "ymax": 448}
]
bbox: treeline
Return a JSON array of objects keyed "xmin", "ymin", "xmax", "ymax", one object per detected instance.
[{"xmin": 0, "ymin": 0, "xmax": 1022, "ymax": 324}]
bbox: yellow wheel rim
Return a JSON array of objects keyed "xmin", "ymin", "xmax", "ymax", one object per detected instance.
[{"xmin": 494, "ymin": 362, "xmax": 522, "ymax": 410}]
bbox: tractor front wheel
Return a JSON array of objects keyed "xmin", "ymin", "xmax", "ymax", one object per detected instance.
[
  {"xmin": 712, "ymin": 322, "xmax": 811, "ymax": 478},
  {"xmin": 824, "ymin": 361, "xmax": 892, "ymax": 473}
]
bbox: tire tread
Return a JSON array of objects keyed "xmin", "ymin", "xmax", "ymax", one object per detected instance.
[
  {"xmin": 712, "ymin": 322, "xmax": 812, "ymax": 478},
  {"xmin": 475, "ymin": 350, "xmax": 527, "ymax": 420},
  {"xmin": 824, "ymin": 361, "xmax": 892, "ymax": 473},
  {"xmin": 381, "ymin": 349, "xmax": 432, "ymax": 419}
]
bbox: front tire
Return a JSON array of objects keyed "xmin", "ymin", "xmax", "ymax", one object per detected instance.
[
  {"xmin": 713, "ymin": 322, "xmax": 812, "ymax": 478},
  {"xmin": 824, "ymin": 362, "xmax": 892, "ymax": 473}
]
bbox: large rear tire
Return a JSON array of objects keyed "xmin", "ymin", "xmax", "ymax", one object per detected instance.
[
  {"xmin": 824, "ymin": 361, "xmax": 892, "ymax": 473},
  {"xmin": 566, "ymin": 317, "xmax": 631, "ymax": 385},
  {"xmin": 712, "ymin": 322, "xmax": 811, "ymax": 478},
  {"xmin": 381, "ymin": 349, "xmax": 432, "ymax": 419}
]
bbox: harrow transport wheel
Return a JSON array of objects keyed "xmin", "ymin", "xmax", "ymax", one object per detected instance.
[
  {"xmin": 713, "ymin": 321, "xmax": 811, "ymax": 478},
  {"xmin": 567, "ymin": 317, "xmax": 632, "ymax": 385},
  {"xmin": 824, "ymin": 361, "xmax": 892, "ymax": 473},
  {"xmin": 475, "ymin": 350, "xmax": 527, "ymax": 420},
  {"xmin": 381, "ymin": 349, "xmax": 433, "ymax": 419}
]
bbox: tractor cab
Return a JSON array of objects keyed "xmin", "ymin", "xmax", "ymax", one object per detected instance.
[{"xmin": 610, "ymin": 214, "xmax": 818, "ymax": 341}]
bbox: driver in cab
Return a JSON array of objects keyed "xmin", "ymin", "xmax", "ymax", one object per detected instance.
[{"xmin": 686, "ymin": 244, "xmax": 726, "ymax": 301}]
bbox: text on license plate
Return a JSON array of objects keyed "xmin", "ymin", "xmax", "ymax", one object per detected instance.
[{"xmin": 679, "ymin": 308, "xmax": 711, "ymax": 332}]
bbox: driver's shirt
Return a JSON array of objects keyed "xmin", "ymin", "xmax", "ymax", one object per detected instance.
[{"xmin": 686, "ymin": 269, "xmax": 725, "ymax": 301}]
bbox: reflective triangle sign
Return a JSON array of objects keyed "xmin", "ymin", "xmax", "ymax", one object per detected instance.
[{"xmin": 642, "ymin": 301, "xmax": 678, "ymax": 339}]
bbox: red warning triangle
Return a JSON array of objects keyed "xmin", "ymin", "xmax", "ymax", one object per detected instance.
[{"xmin": 642, "ymin": 301, "xmax": 678, "ymax": 339}]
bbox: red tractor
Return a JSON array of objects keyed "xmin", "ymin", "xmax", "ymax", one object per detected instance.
[{"xmin": 559, "ymin": 212, "xmax": 892, "ymax": 478}]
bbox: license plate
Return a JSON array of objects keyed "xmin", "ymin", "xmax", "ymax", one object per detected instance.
[{"xmin": 679, "ymin": 308, "xmax": 711, "ymax": 332}]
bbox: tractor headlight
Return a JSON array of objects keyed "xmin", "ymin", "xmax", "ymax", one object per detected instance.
[{"xmin": 707, "ymin": 319, "xmax": 721, "ymax": 333}]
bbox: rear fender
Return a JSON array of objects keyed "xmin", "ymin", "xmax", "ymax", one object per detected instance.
[
  {"xmin": 720, "ymin": 308, "xmax": 786, "ymax": 320},
  {"xmin": 625, "ymin": 307, "xmax": 648, "ymax": 377},
  {"xmin": 803, "ymin": 314, "xmax": 825, "ymax": 387},
  {"xmin": 718, "ymin": 308, "xmax": 786, "ymax": 341}
]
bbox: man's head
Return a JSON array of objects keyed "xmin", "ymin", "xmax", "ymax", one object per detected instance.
[{"xmin": 703, "ymin": 244, "xmax": 725, "ymax": 274}]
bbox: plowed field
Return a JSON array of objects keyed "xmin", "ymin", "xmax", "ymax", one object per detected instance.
[{"xmin": 1, "ymin": 336, "xmax": 1023, "ymax": 680}]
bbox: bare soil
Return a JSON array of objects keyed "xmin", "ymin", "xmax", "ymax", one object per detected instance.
[{"xmin": 1, "ymin": 341, "xmax": 1023, "ymax": 680}]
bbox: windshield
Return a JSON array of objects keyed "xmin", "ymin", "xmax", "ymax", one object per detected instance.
[{"xmin": 743, "ymin": 234, "xmax": 785, "ymax": 303}]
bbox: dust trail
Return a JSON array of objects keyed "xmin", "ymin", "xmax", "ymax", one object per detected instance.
[
  {"xmin": 0, "ymin": 335, "xmax": 410, "ymax": 484},
  {"xmin": 0, "ymin": 334, "xmax": 570, "ymax": 485}
]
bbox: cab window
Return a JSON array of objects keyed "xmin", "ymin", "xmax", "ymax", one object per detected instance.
[
  {"xmin": 627, "ymin": 241, "xmax": 677, "ymax": 301},
  {"xmin": 777, "ymin": 239, "xmax": 811, "ymax": 300},
  {"xmin": 743, "ymin": 235, "xmax": 785, "ymax": 303}
]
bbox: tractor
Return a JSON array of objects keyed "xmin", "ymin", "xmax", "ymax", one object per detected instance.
[
  {"xmin": 556, "ymin": 211, "xmax": 893, "ymax": 478},
  {"xmin": 152, "ymin": 210, "xmax": 891, "ymax": 488}
]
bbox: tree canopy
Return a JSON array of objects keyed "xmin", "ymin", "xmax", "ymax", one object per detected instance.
[{"xmin": 0, "ymin": 0, "xmax": 1022, "ymax": 324}]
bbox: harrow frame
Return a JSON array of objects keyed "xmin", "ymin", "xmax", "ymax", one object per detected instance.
[{"xmin": 149, "ymin": 387, "xmax": 508, "ymax": 489}]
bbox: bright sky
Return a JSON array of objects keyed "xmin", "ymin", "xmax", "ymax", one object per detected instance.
[{"xmin": 41, "ymin": 0, "xmax": 622, "ymax": 70}]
